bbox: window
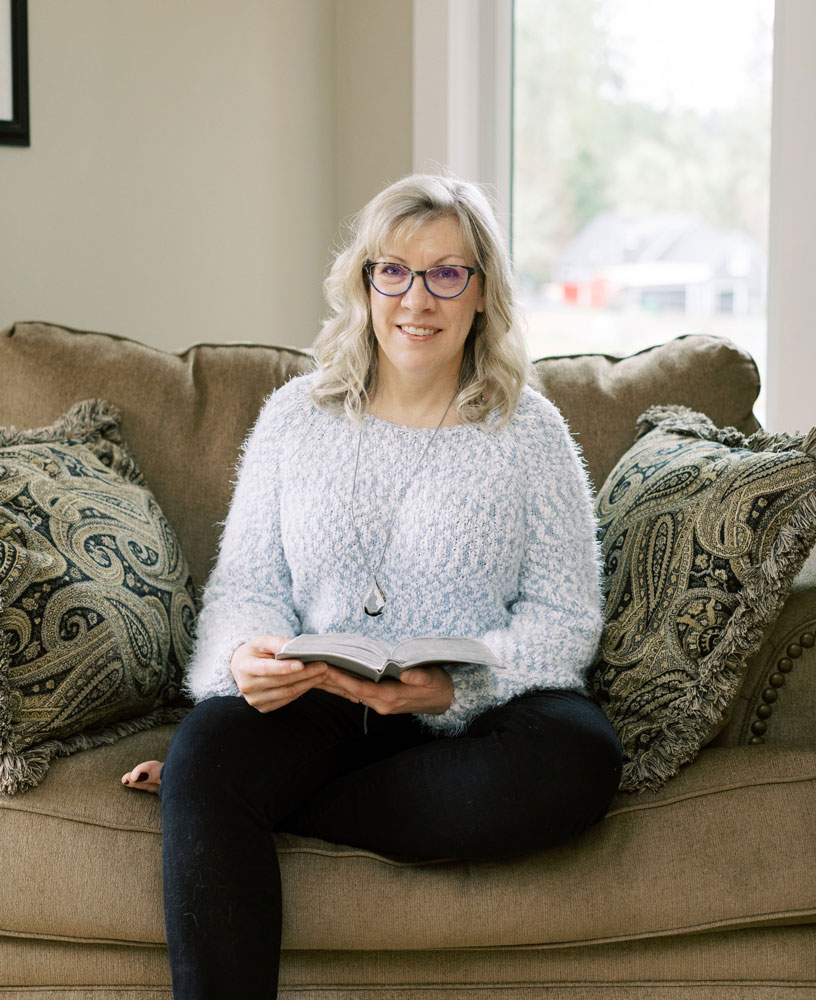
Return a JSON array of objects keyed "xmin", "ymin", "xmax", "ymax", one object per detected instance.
[{"xmin": 512, "ymin": 0, "xmax": 774, "ymax": 420}]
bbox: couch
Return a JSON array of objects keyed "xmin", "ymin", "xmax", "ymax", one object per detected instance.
[{"xmin": 1, "ymin": 320, "xmax": 814, "ymax": 999}]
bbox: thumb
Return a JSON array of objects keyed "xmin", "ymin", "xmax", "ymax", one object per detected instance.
[
  {"xmin": 253, "ymin": 634, "xmax": 289, "ymax": 656},
  {"xmin": 399, "ymin": 667, "xmax": 433, "ymax": 686}
]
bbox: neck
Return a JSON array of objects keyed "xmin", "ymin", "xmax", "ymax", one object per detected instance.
[
  {"xmin": 367, "ymin": 377, "xmax": 460, "ymax": 428},
  {"xmin": 367, "ymin": 350, "xmax": 463, "ymax": 427}
]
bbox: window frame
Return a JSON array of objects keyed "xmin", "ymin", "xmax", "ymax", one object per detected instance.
[{"xmin": 412, "ymin": 0, "xmax": 513, "ymax": 239}]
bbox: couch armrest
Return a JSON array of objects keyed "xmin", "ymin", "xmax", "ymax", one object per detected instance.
[{"xmin": 713, "ymin": 548, "xmax": 816, "ymax": 748}]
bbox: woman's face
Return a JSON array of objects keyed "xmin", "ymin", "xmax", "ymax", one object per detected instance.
[{"xmin": 368, "ymin": 215, "xmax": 484, "ymax": 392}]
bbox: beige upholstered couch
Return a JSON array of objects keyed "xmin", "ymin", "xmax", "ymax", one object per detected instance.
[{"xmin": 1, "ymin": 321, "xmax": 814, "ymax": 999}]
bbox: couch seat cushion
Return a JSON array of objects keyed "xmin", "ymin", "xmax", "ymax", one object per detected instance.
[{"xmin": 1, "ymin": 727, "xmax": 814, "ymax": 950}]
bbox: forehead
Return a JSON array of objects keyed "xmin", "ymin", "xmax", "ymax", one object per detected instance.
[{"xmin": 377, "ymin": 214, "xmax": 472, "ymax": 260}]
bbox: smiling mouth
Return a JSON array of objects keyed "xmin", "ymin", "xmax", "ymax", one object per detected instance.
[{"xmin": 399, "ymin": 324, "xmax": 441, "ymax": 339}]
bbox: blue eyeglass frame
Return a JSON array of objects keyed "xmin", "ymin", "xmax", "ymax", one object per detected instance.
[{"xmin": 364, "ymin": 261, "xmax": 480, "ymax": 299}]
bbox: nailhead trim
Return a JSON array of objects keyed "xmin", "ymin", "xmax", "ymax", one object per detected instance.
[{"xmin": 749, "ymin": 630, "xmax": 815, "ymax": 744}]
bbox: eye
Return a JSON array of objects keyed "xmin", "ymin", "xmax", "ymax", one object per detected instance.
[
  {"xmin": 429, "ymin": 266, "xmax": 465, "ymax": 282},
  {"xmin": 377, "ymin": 263, "xmax": 409, "ymax": 278}
]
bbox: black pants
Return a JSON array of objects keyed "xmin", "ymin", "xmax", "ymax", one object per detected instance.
[{"xmin": 160, "ymin": 688, "xmax": 622, "ymax": 999}]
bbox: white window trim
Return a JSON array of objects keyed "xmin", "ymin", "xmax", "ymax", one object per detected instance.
[
  {"xmin": 412, "ymin": 0, "xmax": 512, "ymax": 238},
  {"xmin": 766, "ymin": 0, "xmax": 816, "ymax": 433},
  {"xmin": 413, "ymin": 0, "xmax": 816, "ymax": 434}
]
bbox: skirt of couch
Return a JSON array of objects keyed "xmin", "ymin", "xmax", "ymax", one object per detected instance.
[{"xmin": 1, "ymin": 726, "xmax": 815, "ymax": 998}]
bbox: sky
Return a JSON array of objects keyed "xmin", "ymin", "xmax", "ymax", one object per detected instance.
[{"xmin": 598, "ymin": 0, "xmax": 775, "ymax": 115}]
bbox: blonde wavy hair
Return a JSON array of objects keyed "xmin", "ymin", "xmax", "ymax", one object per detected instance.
[{"xmin": 310, "ymin": 173, "xmax": 534, "ymax": 426}]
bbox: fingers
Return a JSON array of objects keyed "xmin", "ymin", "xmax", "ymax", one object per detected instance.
[
  {"xmin": 322, "ymin": 666, "xmax": 453, "ymax": 716},
  {"xmin": 316, "ymin": 667, "xmax": 378, "ymax": 704},
  {"xmin": 249, "ymin": 670, "xmax": 328, "ymax": 713},
  {"xmin": 240, "ymin": 660, "xmax": 331, "ymax": 713},
  {"xmin": 252, "ymin": 657, "xmax": 323, "ymax": 679},
  {"xmin": 242, "ymin": 660, "xmax": 327, "ymax": 696},
  {"xmin": 231, "ymin": 636, "xmax": 331, "ymax": 713},
  {"xmin": 315, "ymin": 678, "xmax": 358, "ymax": 700}
]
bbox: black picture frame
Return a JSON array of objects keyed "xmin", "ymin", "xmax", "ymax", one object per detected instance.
[{"xmin": 0, "ymin": 0, "xmax": 29, "ymax": 146}]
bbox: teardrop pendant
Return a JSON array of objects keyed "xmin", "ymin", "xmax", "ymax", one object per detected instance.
[{"xmin": 363, "ymin": 575, "xmax": 386, "ymax": 617}]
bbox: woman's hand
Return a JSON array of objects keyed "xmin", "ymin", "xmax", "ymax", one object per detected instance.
[
  {"xmin": 316, "ymin": 664, "xmax": 454, "ymax": 716},
  {"xmin": 121, "ymin": 760, "xmax": 163, "ymax": 794},
  {"xmin": 230, "ymin": 634, "xmax": 329, "ymax": 713}
]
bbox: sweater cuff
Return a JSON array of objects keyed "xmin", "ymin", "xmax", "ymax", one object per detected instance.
[
  {"xmin": 183, "ymin": 611, "xmax": 297, "ymax": 704},
  {"xmin": 414, "ymin": 662, "xmax": 497, "ymax": 736},
  {"xmin": 183, "ymin": 651, "xmax": 241, "ymax": 703}
]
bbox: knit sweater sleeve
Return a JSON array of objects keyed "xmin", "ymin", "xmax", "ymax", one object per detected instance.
[
  {"xmin": 419, "ymin": 391, "xmax": 604, "ymax": 734},
  {"xmin": 183, "ymin": 380, "xmax": 304, "ymax": 701}
]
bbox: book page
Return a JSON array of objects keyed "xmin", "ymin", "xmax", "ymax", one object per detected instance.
[
  {"xmin": 391, "ymin": 636, "xmax": 499, "ymax": 668},
  {"xmin": 280, "ymin": 633, "xmax": 392, "ymax": 670}
]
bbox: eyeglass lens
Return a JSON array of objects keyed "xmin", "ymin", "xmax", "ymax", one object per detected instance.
[{"xmin": 369, "ymin": 263, "xmax": 471, "ymax": 297}]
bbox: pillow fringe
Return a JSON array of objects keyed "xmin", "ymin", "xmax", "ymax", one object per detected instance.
[
  {"xmin": 0, "ymin": 705, "xmax": 190, "ymax": 796},
  {"xmin": 746, "ymin": 426, "xmax": 816, "ymax": 455},
  {"xmin": 621, "ymin": 715, "xmax": 712, "ymax": 791},
  {"xmin": 0, "ymin": 399, "xmax": 122, "ymax": 448},
  {"xmin": 637, "ymin": 404, "xmax": 816, "ymax": 456}
]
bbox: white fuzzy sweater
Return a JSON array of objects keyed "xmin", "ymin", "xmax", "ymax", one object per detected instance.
[{"xmin": 185, "ymin": 372, "xmax": 604, "ymax": 734}]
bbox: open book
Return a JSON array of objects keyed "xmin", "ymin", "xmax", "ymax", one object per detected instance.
[{"xmin": 276, "ymin": 633, "xmax": 501, "ymax": 683}]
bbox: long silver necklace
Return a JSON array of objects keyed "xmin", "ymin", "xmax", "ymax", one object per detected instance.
[{"xmin": 350, "ymin": 391, "xmax": 457, "ymax": 616}]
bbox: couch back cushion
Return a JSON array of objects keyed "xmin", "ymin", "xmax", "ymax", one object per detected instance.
[
  {"xmin": 1, "ymin": 322, "xmax": 760, "ymax": 592},
  {"xmin": 534, "ymin": 333, "xmax": 760, "ymax": 490}
]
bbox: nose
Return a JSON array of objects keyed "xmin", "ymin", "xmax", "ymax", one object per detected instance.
[{"xmin": 400, "ymin": 274, "xmax": 435, "ymax": 311}]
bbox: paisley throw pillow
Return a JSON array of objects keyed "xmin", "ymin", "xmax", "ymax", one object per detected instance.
[
  {"xmin": 0, "ymin": 400, "xmax": 196, "ymax": 793},
  {"xmin": 589, "ymin": 405, "xmax": 816, "ymax": 792}
]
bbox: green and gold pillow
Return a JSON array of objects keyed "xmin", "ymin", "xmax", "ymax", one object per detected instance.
[
  {"xmin": 0, "ymin": 400, "xmax": 196, "ymax": 794},
  {"xmin": 589, "ymin": 405, "xmax": 816, "ymax": 792}
]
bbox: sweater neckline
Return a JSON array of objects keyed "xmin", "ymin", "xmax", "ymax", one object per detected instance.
[{"xmin": 361, "ymin": 411, "xmax": 476, "ymax": 434}]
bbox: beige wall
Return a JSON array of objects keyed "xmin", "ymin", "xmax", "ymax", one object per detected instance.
[
  {"xmin": 0, "ymin": 1, "xmax": 414, "ymax": 353},
  {"xmin": 333, "ymin": 1, "xmax": 413, "ymax": 231}
]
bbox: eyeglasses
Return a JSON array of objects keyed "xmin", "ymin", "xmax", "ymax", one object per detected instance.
[{"xmin": 364, "ymin": 261, "xmax": 479, "ymax": 299}]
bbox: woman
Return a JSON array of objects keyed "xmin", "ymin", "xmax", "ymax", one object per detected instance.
[{"xmin": 123, "ymin": 173, "xmax": 622, "ymax": 998}]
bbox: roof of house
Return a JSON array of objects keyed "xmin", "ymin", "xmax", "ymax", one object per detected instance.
[{"xmin": 553, "ymin": 211, "xmax": 765, "ymax": 286}]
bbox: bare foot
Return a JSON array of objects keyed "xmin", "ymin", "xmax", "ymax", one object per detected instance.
[{"xmin": 121, "ymin": 760, "xmax": 163, "ymax": 795}]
